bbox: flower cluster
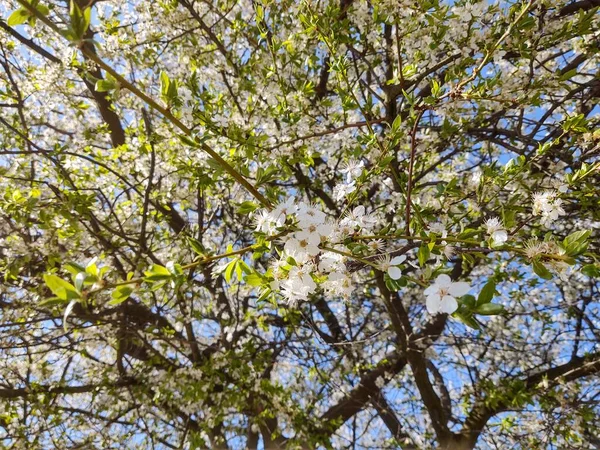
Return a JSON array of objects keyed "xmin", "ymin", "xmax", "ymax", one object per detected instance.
[
  {"xmin": 532, "ymin": 191, "xmax": 566, "ymax": 228},
  {"xmin": 252, "ymin": 199, "xmax": 481, "ymax": 315},
  {"xmin": 333, "ymin": 159, "xmax": 364, "ymax": 201},
  {"xmin": 524, "ymin": 240, "xmax": 571, "ymax": 280},
  {"xmin": 254, "ymin": 199, "xmax": 385, "ymax": 304}
]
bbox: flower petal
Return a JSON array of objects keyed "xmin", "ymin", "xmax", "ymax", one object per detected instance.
[
  {"xmin": 435, "ymin": 274, "xmax": 452, "ymax": 288},
  {"xmin": 390, "ymin": 255, "xmax": 406, "ymax": 265},
  {"xmin": 353, "ymin": 205, "xmax": 365, "ymax": 216},
  {"xmin": 388, "ymin": 266, "xmax": 402, "ymax": 280},
  {"xmin": 493, "ymin": 230, "xmax": 508, "ymax": 244},
  {"xmin": 426, "ymin": 294, "xmax": 441, "ymax": 314},
  {"xmin": 424, "ymin": 285, "xmax": 437, "ymax": 296},
  {"xmin": 440, "ymin": 295, "xmax": 458, "ymax": 314},
  {"xmin": 448, "ymin": 281, "xmax": 470, "ymax": 297}
]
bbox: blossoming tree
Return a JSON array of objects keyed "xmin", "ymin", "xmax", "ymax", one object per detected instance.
[{"xmin": 0, "ymin": 0, "xmax": 599, "ymax": 448}]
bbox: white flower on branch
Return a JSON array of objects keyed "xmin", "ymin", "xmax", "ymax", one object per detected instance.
[
  {"xmin": 532, "ymin": 191, "xmax": 566, "ymax": 228},
  {"xmin": 485, "ymin": 217, "xmax": 508, "ymax": 246},
  {"xmin": 340, "ymin": 159, "xmax": 365, "ymax": 183},
  {"xmin": 280, "ymin": 265, "xmax": 317, "ymax": 305},
  {"xmin": 424, "ymin": 274, "xmax": 470, "ymax": 315},
  {"xmin": 284, "ymin": 231, "xmax": 321, "ymax": 263},
  {"xmin": 333, "ymin": 182, "xmax": 356, "ymax": 201},
  {"xmin": 340, "ymin": 205, "xmax": 377, "ymax": 231},
  {"xmin": 377, "ymin": 254, "xmax": 406, "ymax": 280},
  {"xmin": 323, "ymin": 272, "xmax": 353, "ymax": 298}
]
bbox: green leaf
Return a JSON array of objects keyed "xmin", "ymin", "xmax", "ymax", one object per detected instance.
[
  {"xmin": 477, "ymin": 280, "xmax": 497, "ymax": 306},
  {"xmin": 532, "ymin": 260, "xmax": 552, "ymax": 280},
  {"xmin": 187, "ymin": 237, "xmax": 206, "ymax": 257},
  {"xmin": 179, "ymin": 134, "xmax": 199, "ymax": 147},
  {"xmin": 562, "ymin": 230, "xmax": 590, "ymax": 256},
  {"xmin": 417, "ymin": 244, "xmax": 430, "ymax": 267},
  {"xmin": 143, "ymin": 264, "xmax": 173, "ymax": 282},
  {"xmin": 224, "ymin": 259, "xmax": 237, "ymax": 283},
  {"xmin": 238, "ymin": 201, "xmax": 258, "ymax": 215},
  {"xmin": 95, "ymin": 79, "xmax": 118, "ymax": 92},
  {"xmin": 476, "ymin": 303, "xmax": 505, "ymax": 315},
  {"xmin": 391, "ymin": 114, "xmax": 402, "ymax": 132},
  {"xmin": 108, "ymin": 285, "xmax": 134, "ymax": 306},
  {"xmin": 460, "ymin": 294, "xmax": 476, "ymax": 309},
  {"xmin": 563, "ymin": 230, "xmax": 590, "ymax": 246},
  {"xmin": 582, "ymin": 264, "xmax": 600, "ymax": 278},
  {"xmin": 39, "ymin": 297, "xmax": 69, "ymax": 307},
  {"xmin": 244, "ymin": 273, "xmax": 263, "ymax": 287},
  {"xmin": 453, "ymin": 311, "xmax": 481, "ymax": 330},
  {"xmin": 43, "ymin": 274, "xmax": 80, "ymax": 301},
  {"xmin": 384, "ymin": 275, "xmax": 403, "ymax": 292},
  {"xmin": 36, "ymin": 4, "xmax": 50, "ymax": 16},
  {"xmin": 64, "ymin": 261, "xmax": 86, "ymax": 276},
  {"xmin": 7, "ymin": 9, "xmax": 30, "ymax": 27},
  {"xmin": 559, "ymin": 68, "xmax": 577, "ymax": 81},
  {"xmin": 502, "ymin": 208, "xmax": 516, "ymax": 229}
]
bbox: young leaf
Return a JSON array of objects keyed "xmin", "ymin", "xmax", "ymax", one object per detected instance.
[
  {"xmin": 562, "ymin": 230, "xmax": 590, "ymax": 256},
  {"xmin": 257, "ymin": 288, "xmax": 272, "ymax": 302},
  {"xmin": 187, "ymin": 237, "xmax": 206, "ymax": 257},
  {"xmin": 64, "ymin": 261, "xmax": 86, "ymax": 276},
  {"xmin": 532, "ymin": 261, "xmax": 552, "ymax": 280},
  {"xmin": 224, "ymin": 259, "xmax": 237, "ymax": 283},
  {"xmin": 7, "ymin": 9, "xmax": 30, "ymax": 27},
  {"xmin": 477, "ymin": 280, "xmax": 497, "ymax": 306},
  {"xmin": 417, "ymin": 244, "xmax": 430, "ymax": 267},
  {"xmin": 144, "ymin": 264, "xmax": 172, "ymax": 282},
  {"xmin": 95, "ymin": 79, "xmax": 118, "ymax": 92},
  {"xmin": 68, "ymin": 0, "xmax": 91, "ymax": 41},
  {"xmin": 476, "ymin": 303, "xmax": 505, "ymax": 315},
  {"xmin": 244, "ymin": 273, "xmax": 264, "ymax": 287},
  {"xmin": 109, "ymin": 285, "xmax": 134, "ymax": 306},
  {"xmin": 453, "ymin": 311, "xmax": 481, "ymax": 330},
  {"xmin": 235, "ymin": 261, "xmax": 243, "ymax": 281},
  {"xmin": 44, "ymin": 274, "xmax": 80, "ymax": 301}
]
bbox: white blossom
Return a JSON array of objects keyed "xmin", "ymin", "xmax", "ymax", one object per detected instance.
[
  {"xmin": 340, "ymin": 159, "xmax": 365, "ymax": 183},
  {"xmin": 280, "ymin": 265, "xmax": 317, "ymax": 304},
  {"xmin": 377, "ymin": 254, "xmax": 406, "ymax": 280},
  {"xmin": 424, "ymin": 274, "xmax": 471, "ymax": 315},
  {"xmin": 532, "ymin": 191, "xmax": 566, "ymax": 228},
  {"xmin": 485, "ymin": 217, "xmax": 508, "ymax": 246}
]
